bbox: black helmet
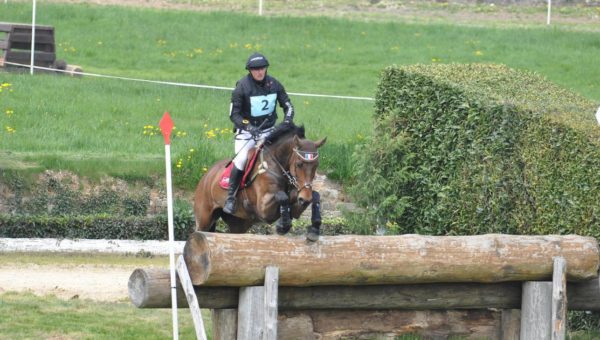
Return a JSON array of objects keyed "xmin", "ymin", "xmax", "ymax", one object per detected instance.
[{"xmin": 245, "ymin": 52, "xmax": 269, "ymax": 70}]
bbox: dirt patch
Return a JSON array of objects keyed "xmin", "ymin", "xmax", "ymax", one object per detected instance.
[{"xmin": 0, "ymin": 263, "xmax": 136, "ymax": 302}]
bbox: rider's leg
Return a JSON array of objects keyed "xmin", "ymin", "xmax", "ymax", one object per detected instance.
[
  {"xmin": 275, "ymin": 191, "xmax": 292, "ymax": 235},
  {"xmin": 223, "ymin": 165, "xmax": 243, "ymax": 214},
  {"xmin": 223, "ymin": 132, "xmax": 255, "ymax": 214},
  {"xmin": 307, "ymin": 191, "xmax": 321, "ymax": 242}
]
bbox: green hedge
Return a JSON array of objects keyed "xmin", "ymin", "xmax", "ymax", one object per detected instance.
[
  {"xmin": 351, "ymin": 63, "xmax": 600, "ymax": 237},
  {"xmin": 0, "ymin": 214, "xmax": 195, "ymax": 241}
]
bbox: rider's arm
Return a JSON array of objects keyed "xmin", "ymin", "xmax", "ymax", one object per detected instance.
[
  {"xmin": 230, "ymin": 83, "xmax": 248, "ymax": 130},
  {"xmin": 278, "ymin": 86, "xmax": 294, "ymax": 123}
]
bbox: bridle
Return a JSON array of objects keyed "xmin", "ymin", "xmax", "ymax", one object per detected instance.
[{"xmin": 264, "ymin": 143, "xmax": 319, "ymax": 195}]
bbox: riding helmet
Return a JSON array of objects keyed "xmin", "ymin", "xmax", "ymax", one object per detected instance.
[{"xmin": 245, "ymin": 52, "xmax": 269, "ymax": 70}]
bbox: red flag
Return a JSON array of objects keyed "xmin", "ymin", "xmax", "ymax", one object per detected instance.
[{"xmin": 159, "ymin": 112, "xmax": 174, "ymax": 145}]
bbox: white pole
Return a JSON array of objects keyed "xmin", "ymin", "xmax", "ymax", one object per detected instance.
[
  {"xmin": 160, "ymin": 112, "xmax": 179, "ymax": 340},
  {"xmin": 259, "ymin": 0, "xmax": 263, "ymax": 16},
  {"xmin": 165, "ymin": 143, "xmax": 179, "ymax": 340},
  {"xmin": 547, "ymin": 0, "xmax": 552, "ymax": 25},
  {"xmin": 30, "ymin": 0, "xmax": 36, "ymax": 74}
]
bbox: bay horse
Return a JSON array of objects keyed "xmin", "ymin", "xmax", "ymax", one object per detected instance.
[{"xmin": 193, "ymin": 123, "xmax": 327, "ymax": 241}]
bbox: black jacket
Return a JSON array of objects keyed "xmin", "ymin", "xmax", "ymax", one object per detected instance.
[{"xmin": 230, "ymin": 74, "xmax": 294, "ymax": 131}]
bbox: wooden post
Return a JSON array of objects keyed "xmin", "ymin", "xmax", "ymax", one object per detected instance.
[
  {"xmin": 521, "ymin": 281, "xmax": 552, "ymax": 339},
  {"xmin": 176, "ymin": 256, "xmax": 207, "ymax": 340},
  {"xmin": 212, "ymin": 309, "xmax": 237, "ymax": 340},
  {"xmin": 237, "ymin": 286, "xmax": 265, "ymax": 340},
  {"xmin": 552, "ymin": 257, "xmax": 567, "ymax": 340},
  {"xmin": 263, "ymin": 266, "xmax": 279, "ymax": 340}
]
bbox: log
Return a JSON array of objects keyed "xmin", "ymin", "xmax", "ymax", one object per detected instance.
[
  {"xmin": 183, "ymin": 232, "xmax": 599, "ymax": 286},
  {"xmin": 128, "ymin": 268, "xmax": 600, "ymax": 311},
  {"xmin": 280, "ymin": 309, "xmax": 502, "ymax": 339}
]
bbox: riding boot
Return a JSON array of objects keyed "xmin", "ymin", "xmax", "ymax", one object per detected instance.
[{"xmin": 223, "ymin": 166, "xmax": 243, "ymax": 214}]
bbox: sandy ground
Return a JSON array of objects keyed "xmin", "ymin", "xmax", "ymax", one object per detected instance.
[{"xmin": 0, "ymin": 263, "xmax": 136, "ymax": 302}]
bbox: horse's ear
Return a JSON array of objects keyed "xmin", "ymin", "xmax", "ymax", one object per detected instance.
[
  {"xmin": 293, "ymin": 135, "xmax": 301, "ymax": 147},
  {"xmin": 315, "ymin": 137, "xmax": 327, "ymax": 148}
]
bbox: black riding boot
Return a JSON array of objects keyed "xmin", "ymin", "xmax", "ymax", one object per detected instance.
[{"xmin": 223, "ymin": 166, "xmax": 243, "ymax": 214}]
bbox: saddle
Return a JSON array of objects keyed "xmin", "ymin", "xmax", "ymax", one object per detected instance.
[{"xmin": 219, "ymin": 146, "xmax": 264, "ymax": 190}]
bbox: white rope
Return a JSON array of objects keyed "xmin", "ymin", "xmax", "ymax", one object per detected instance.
[{"xmin": 3, "ymin": 61, "xmax": 374, "ymax": 101}]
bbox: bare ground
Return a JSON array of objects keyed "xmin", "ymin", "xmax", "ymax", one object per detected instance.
[{"xmin": 0, "ymin": 263, "xmax": 136, "ymax": 302}]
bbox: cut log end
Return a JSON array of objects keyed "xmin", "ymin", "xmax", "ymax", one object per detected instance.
[{"xmin": 183, "ymin": 232, "xmax": 212, "ymax": 285}]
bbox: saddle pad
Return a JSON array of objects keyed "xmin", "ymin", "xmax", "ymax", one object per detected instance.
[{"xmin": 219, "ymin": 148, "xmax": 260, "ymax": 190}]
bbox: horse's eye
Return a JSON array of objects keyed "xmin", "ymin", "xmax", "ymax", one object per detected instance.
[{"xmin": 296, "ymin": 162, "xmax": 303, "ymax": 169}]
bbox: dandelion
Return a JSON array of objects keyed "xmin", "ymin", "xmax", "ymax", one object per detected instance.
[
  {"xmin": 431, "ymin": 57, "xmax": 441, "ymax": 63},
  {"xmin": 190, "ymin": 148, "xmax": 195, "ymax": 153},
  {"xmin": 244, "ymin": 43, "xmax": 253, "ymax": 49},
  {"xmin": 202, "ymin": 167, "xmax": 208, "ymax": 173},
  {"xmin": 5, "ymin": 109, "xmax": 13, "ymax": 117},
  {"xmin": 203, "ymin": 124, "xmax": 208, "ymax": 128},
  {"xmin": 97, "ymin": 41, "xmax": 103, "ymax": 45},
  {"xmin": 5, "ymin": 126, "xmax": 16, "ymax": 134},
  {"xmin": 176, "ymin": 159, "xmax": 183, "ymax": 168},
  {"xmin": 229, "ymin": 42, "xmax": 238, "ymax": 48},
  {"xmin": 1, "ymin": 83, "xmax": 10, "ymax": 88},
  {"xmin": 474, "ymin": 50, "xmax": 483, "ymax": 56},
  {"xmin": 205, "ymin": 129, "xmax": 217, "ymax": 139}
]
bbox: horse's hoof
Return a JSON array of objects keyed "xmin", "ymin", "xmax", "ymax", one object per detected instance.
[
  {"xmin": 276, "ymin": 225, "xmax": 291, "ymax": 235},
  {"xmin": 306, "ymin": 228, "xmax": 319, "ymax": 242}
]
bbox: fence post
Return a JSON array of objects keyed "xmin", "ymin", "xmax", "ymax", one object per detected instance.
[
  {"xmin": 552, "ymin": 257, "xmax": 567, "ymax": 340},
  {"xmin": 521, "ymin": 281, "xmax": 552, "ymax": 339},
  {"xmin": 263, "ymin": 266, "xmax": 279, "ymax": 340}
]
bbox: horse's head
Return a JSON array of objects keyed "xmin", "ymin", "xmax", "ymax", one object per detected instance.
[{"xmin": 290, "ymin": 134, "xmax": 327, "ymax": 206}]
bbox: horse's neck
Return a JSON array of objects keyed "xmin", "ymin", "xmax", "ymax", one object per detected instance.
[{"xmin": 265, "ymin": 141, "xmax": 292, "ymax": 170}]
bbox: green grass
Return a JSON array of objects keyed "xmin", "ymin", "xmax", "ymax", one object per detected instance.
[
  {"xmin": 0, "ymin": 291, "xmax": 206, "ymax": 339},
  {"xmin": 1, "ymin": 2, "xmax": 599, "ymax": 186}
]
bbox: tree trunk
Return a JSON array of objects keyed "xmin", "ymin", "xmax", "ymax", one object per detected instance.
[
  {"xmin": 128, "ymin": 268, "xmax": 600, "ymax": 311},
  {"xmin": 183, "ymin": 232, "xmax": 599, "ymax": 286}
]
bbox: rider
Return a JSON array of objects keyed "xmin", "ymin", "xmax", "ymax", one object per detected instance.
[{"xmin": 223, "ymin": 52, "xmax": 295, "ymax": 214}]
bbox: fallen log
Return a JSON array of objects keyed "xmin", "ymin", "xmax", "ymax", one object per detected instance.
[
  {"xmin": 183, "ymin": 232, "xmax": 599, "ymax": 286},
  {"xmin": 128, "ymin": 268, "xmax": 600, "ymax": 311}
]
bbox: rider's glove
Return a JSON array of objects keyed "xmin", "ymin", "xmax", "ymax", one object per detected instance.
[
  {"xmin": 246, "ymin": 125, "xmax": 261, "ymax": 138},
  {"xmin": 283, "ymin": 117, "xmax": 293, "ymax": 125}
]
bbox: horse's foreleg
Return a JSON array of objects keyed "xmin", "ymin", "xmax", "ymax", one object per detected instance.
[
  {"xmin": 275, "ymin": 191, "xmax": 292, "ymax": 235},
  {"xmin": 307, "ymin": 191, "xmax": 322, "ymax": 242}
]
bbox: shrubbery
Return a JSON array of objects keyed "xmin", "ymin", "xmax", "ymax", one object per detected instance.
[{"xmin": 350, "ymin": 63, "xmax": 599, "ymax": 237}]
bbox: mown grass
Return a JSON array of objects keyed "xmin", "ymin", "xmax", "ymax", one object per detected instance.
[
  {"xmin": 0, "ymin": 291, "xmax": 204, "ymax": 339},
  {"xmin": 1, "ymin": 2, "xmax": 598, "ymax": 187}
]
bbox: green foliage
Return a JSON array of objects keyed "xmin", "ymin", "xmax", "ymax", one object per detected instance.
[
  {"xmin": 350, "ymin": 63, "xmax": 600, "ymax": 236},
  {"xmin": 0, "ymin": 213, "xmax": 194, "ymax": 241}
]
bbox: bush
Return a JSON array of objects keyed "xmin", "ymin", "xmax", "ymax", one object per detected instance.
[
  {"xmin": 0, "ymin": 213, "xmax": 195, "ymax": 241},
  {"xmin": 350, "ymin": 63, "xmax": 600, "ymax": 236}
]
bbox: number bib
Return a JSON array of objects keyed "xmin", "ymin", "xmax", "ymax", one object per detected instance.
[{"xmin": 250, "ymin": 94, "xmax": 277, "ymax": 117}]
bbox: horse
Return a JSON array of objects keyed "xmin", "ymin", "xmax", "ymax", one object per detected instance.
[{"xmin": 193, "ymin": 123, "xmax": 327, "ymax": 241}]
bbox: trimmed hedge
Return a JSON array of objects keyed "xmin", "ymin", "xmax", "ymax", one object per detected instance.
[
  {"xmin": 0, "ymin": 214, "xmax": 195, "ymax": 241},
  {"xmin": 351, "ymin": 63, "xmax": 599, "ymax": 237}
]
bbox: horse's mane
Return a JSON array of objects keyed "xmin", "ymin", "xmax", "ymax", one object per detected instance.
[{"xmin": 265, "ymin": 122, "xmax": 305, "ymax": 146}]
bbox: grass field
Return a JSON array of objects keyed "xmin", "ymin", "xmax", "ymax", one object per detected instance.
[{"xmin": 1, "ymin": 2, "xmax": 599, "ymax": 186}]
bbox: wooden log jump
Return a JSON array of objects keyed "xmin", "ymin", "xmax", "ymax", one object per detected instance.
[
  {"xmin": 183, "ymin": 232, "xmax": 599, "ymax": 286},
  {"xmin": 128, "ymin": 268, "xmax": 600, "ymax": 311}
]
